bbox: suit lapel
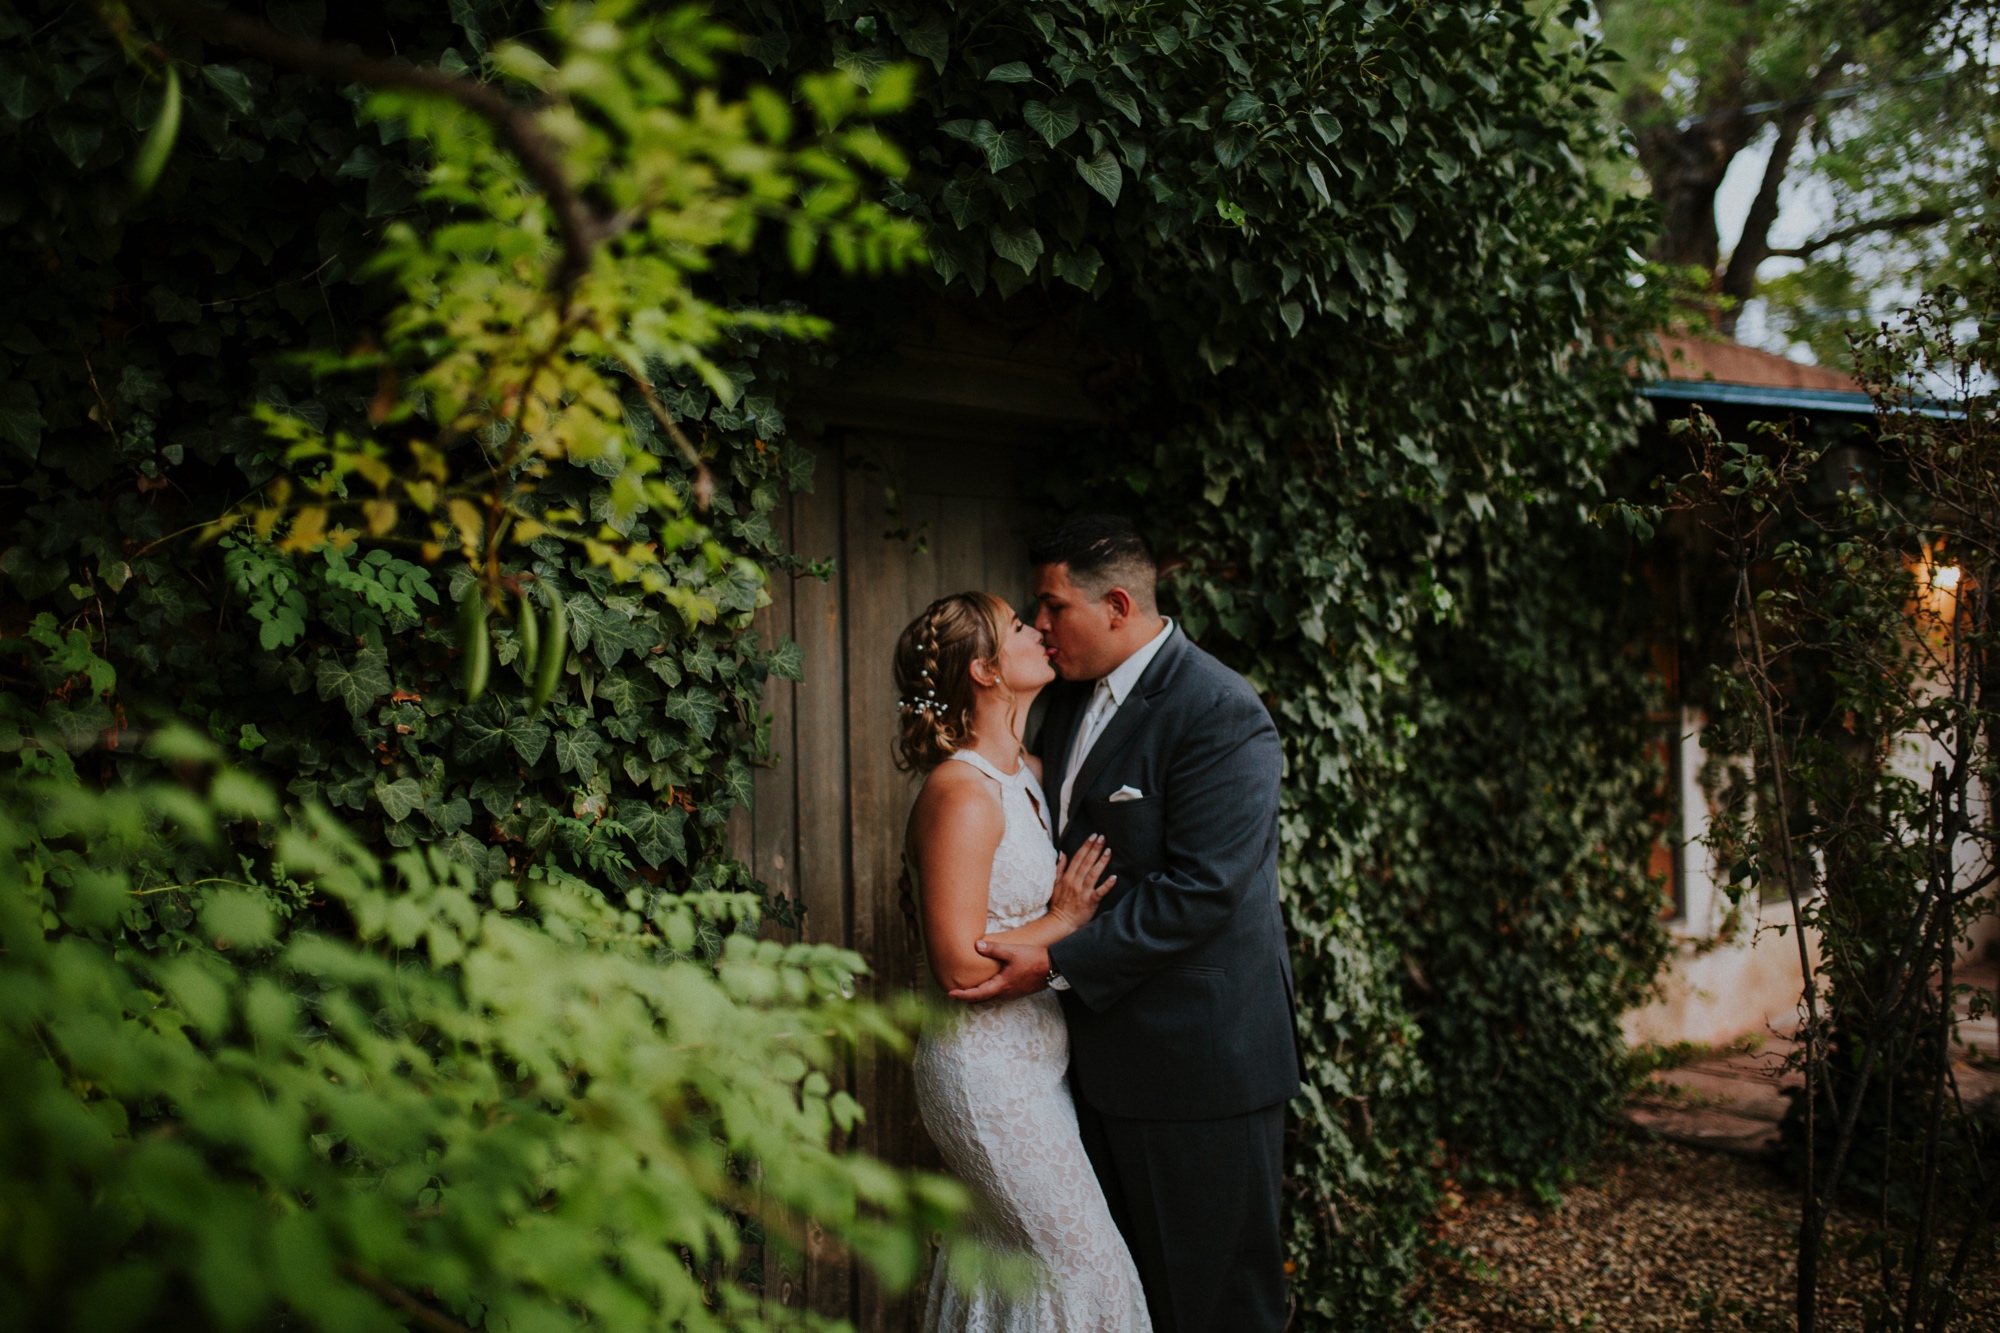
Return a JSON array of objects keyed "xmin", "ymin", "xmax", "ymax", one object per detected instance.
[
  {"xmin": 1039, "ymin": 682, "xmax": 1087, "ymax": 807},
  {"xmin": 1068, "ymin": 630, "xmax": 1190, "ymax": 804},
  {"xmin": 1068, "ymin": 692, "xmax": 1152, "ymax": 804}
]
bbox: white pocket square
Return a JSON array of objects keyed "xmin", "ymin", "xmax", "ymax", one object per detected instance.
[{"xmin": 1108, "ymin": 785, "xmax": 1145, "ymax": 803}]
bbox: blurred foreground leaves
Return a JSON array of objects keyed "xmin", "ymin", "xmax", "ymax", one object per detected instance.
[{"xmin": 1, "ymin": 721, "xmax": 965, "ymax": 1331}]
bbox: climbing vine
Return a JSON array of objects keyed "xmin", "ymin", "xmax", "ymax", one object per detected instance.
[
  {"xmin": 723, "ymin": 0, "xmax": 1671, "ymax": 1319},
  {"xmin": 2, "ymin": 0, "xmax": 1670, "ymax": 1325}
]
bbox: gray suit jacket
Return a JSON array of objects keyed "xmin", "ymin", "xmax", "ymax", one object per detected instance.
[{"xmin": 1042, "ymin": 628, "xmax": 1303, "ymax": 1121}]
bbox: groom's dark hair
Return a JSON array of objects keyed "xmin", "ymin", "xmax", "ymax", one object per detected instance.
[{"xmin": 1029, "ymin": 514, "xmax": 1157, "ymax": 614}]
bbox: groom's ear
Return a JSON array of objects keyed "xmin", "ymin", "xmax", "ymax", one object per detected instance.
[{"xmin": 1103, "ymin": 587, "xmax": 1134, "ymax": 625}]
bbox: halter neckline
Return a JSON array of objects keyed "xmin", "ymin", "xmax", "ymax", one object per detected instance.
[
  {"xmin": 950, "ymin": 748, "xmax": 1029, "ymax": 785},
  {"xmin": 951, "ymin": 747, "xmax": 1048, "ymax": 832}
]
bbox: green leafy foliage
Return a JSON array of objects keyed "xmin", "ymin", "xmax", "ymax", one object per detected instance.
[
  {"xmin": 1389, "ymin": 524, "xmax": 1670, "ymax": 1185},
  {"xmin": 726, "ymin": 0, "xmax": 1673, "ymax": 1319},
  {"xmin": 0, "ymin": 737, "xmax": 963, "ymax": 1331},
  {"xmin": 1601, "ymin": 0, "xmax": 1999, "ymax": 357},
  {"xmin": 1628, "ymin": 257, "xmax": 2000, "ymax": 1325},
  {"xmin": 0, "ymin": 0, "xmax": 1673, "ymax": 1324},
  {"xmin": 0, "ymin": 0, "xmax": 883, "ymax": 901},
  {"xmin": 0, "ymin": 4, "xmax": 942, "ymax": 1319}
]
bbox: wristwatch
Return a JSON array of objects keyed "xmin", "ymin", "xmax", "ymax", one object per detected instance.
[{"xmin": 1046, "ymin": 959, "xmax": 1073, "ymax": 992}]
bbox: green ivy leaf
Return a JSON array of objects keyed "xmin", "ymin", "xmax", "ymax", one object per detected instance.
[
  {"xmin": 0, "ymin": 58, "xmax": 48, "ymax": 120},
  {"xmin": 620, "ymin": 800, "xmax": 687, "ymax": 867},
  {"xmin": 42, "ymin": 698, "xmax": 111, "ymax": 753},
  {"xmin": 434, "ymin": 795, "xmax": 473, "ymax": 833},
  {"xmin": 314, "ymin": 646, "xmax": 391, "ymax": 719},
  {"xmin": 985, "ymin": 61, "xmax": 1034, "ymax": 83},
  {"xmin": 554, "ymin": 725, "xmax": 604, "ymax": 779},
  {"xmin": 903, "ymin": 14, "xmax": 950, "ymax": 73},
  {"xmin": 337, "ymin": 144, "xmax": 383, "ymax": 179},
  {"xmin": 1306, "ymin": 160, "xmax": 1331, "ymax": 204},
  {"xmin": 0, "ymin": 382, "xmax": 46, "ymax": 461},
  {"xmin": 723, "ymin": 756, "xmax": 754, "ymax": 810},
  {"xmin": 597, "ymin": 670, "xmax": 662, "ymax": 715},
  {"xmin": 990, "ymin": 222, "xmax": 1045, "ymax": 272},
  {"xmin": 1074, "ymin": 149, "xmax": 1123, "ymax": 206},
  {"xmin": 471, "ymin": 773, "xmax": 522, "ymax": 817},
  {"xmin": 0, "ymin": 546, "xmax": 67, "ymax": 599},
  {"xmin": 1052, "ymin": 245, "xmax": 1103, "ymax": 290},
  {"xmin": 375, "ymin": 777, "xmax": 423, "ymax": 822},
  {"xmin": 1214, "ymin": 126, "xmax": 1256, "ymax": 170},
  {"xmin": 503, "ymin": 713, "xmax": 552, "ymax": 766},
  {"xmin": 455, "ymin": 708, "xmax": 508, "ymax": 762},
  {"xmin": 1221, "ymin": 90, "xmax": 1263, "ymax": 123},
  {"xmin": 1024, "ymin": 99, "xmax": 1081, "ymax": 146},
  {"xmin": 766, "ymin": 637, "xmax": 805, "ymax": 683},
  {"xmin": 199, "ymin": 64, "xmax": 256, "ymax": 115},
  {"xmin": 567, "ymin": 597, "xmax": 656, "ymax": 666},
  {"xmin": 972, "ymin": 121, "xmax": 1032, "ymax": 172},
  {"xmin": 47, "ymin": 118, "xmax": 104, "ymax": 170},
  {"xmin": 662, "ymin": 688, "xmax": 722, "ymax": 739},
  {"xmin": 1096, "ymin": 82, "xmax": 1142, "ymax": 125},
  {"xmin": 366, "ymin": 168, "xmax": 416, "ymax": 217}
]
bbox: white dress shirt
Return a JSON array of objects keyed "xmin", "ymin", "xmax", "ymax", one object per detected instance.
[{"xmin": 1057, "ymin": 618, "xmax": 1175, "ymax": 835}]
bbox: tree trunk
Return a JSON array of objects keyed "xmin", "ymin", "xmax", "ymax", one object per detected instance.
[
  {"xmin": 1717, "ymin": 106, "xmax": 1812, "ymax": 335},
  {"xmin": 1623, "ymin": 17, "xmax": 1763, "ymax": 289},
  {"xmin": 1718, "ymin": 57, "xmax": 1849, "ymax": 336},
  {"xmin": 1633, "ymin": 110, "xmax": 1759, "ymax": 274}
]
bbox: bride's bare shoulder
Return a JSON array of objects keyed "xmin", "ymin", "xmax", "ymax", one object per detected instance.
[{"xmin": 908, "ymin": 759, "xmax": 1003, "ymax": 843}]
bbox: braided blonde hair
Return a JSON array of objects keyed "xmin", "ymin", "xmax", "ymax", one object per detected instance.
[{"xmin": 892, "ymin": 592, "xmax": 1013, "ymax": 772}]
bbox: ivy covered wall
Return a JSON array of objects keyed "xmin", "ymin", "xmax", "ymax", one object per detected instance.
[
  {"xmin": 731, "ymin": 0, "xmax": 1671, "ymax": 1315},
  {"xmin": 0, "ymin": 0, "xmax": 1669, "ymax": 1325}
]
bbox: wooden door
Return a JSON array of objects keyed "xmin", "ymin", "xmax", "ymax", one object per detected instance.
[{"xmin": 737, "ymin": 432, "xmax": 1043, "ymax": 1329}]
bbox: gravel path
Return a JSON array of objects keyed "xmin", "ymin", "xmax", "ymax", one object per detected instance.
[{"xmin": 1424, "ymin": 1138, "xmax": 1999, "ymax": 1332}]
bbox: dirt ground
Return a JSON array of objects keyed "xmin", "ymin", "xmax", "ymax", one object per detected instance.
[{"xmin": 1423, "ymin": 1137, "xmax": 2000, "ymax": 1332}]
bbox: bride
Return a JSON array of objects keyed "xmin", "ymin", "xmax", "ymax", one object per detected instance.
[{"xmin": 895, "ymin": 592, "xmax": 1152, "ymax": 1333}]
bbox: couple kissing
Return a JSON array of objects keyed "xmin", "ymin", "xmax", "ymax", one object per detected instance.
[{"xmin": 895, "ymin": 514, "xmax": 1303, "ymax": 1333}]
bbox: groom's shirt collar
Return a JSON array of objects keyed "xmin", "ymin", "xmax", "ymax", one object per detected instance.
[
  {"xmin": 1056, "ymin": 618, "xmax": 1175, "ymax": 835},
  {"xmin": 1100, "ymin": 617, "xmax": 1174, "ymax": 704}
]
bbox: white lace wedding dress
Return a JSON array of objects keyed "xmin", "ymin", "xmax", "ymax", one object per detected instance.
[{"xmin": 913, "ymin": 749, "xmax": 1152, "ymax": 1333}]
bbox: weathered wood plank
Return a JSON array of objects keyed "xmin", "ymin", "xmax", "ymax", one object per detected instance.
[
  {"xmin": 738, "ymin": 494, "xmax": 799, "ymax": 1311},
  {"xmin": 984, "ymin": 493, "xmax": 1034, "ymax": 612},
  {"xmin": 737, "ymin": 435, "xmax": 1046, "ymax": 1328},
  {"xmin": 793, "ymin": 449, "xmax": 853, "ymax": 953},
  {"xmin": 753, "ymin": 493, "xmax": 800, "ymax": 946},
  {"xmin": 791, "ymin": 444, "xmax": 854, "ymax": 1323},
  {"xmin": 843, "ymin": 442, "xmax": 940, "ymax": 1333},
  {"xmin": 933, "ymin": 493, "xmax": 985, "ymax": 608}
]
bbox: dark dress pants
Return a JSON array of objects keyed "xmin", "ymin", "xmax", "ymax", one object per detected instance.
[{"xmin": 1074, "ymin": 1095, "xmax": 1289, "ymax": 1333}]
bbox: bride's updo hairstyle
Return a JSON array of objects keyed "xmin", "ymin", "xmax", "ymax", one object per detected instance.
[{"xmin": 893, "ymin": 591, "xmax": 1013, "ymax": 772}]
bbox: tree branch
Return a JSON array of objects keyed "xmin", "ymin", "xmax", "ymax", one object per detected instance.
[
  {"xmin": 1718, "ymin": 54, "xmax": 1854, "ymax": 324},
  {"xmin": 128, "ymin": 0, "xmax": 603, "ymax": 289},
  {"xmin": 1769, "ymin": 208, "xmax": 1950, "ymax": 261},
  {"xmin": 1719, "ymin": 100, "xmax": 1815, "ymax": 325},
  {"xmin": 339, "ymin": 1264, "xmax": 475, "ymax": 1333}
]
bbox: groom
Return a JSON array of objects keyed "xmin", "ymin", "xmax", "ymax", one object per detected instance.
[{"xmin": 948, "ymin": 514, "xmax": 1302, "ymax": 1332}]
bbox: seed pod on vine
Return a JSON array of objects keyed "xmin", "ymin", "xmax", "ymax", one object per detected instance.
[
  {"xmin": 529, "ymin": 582, "xmax": 568, "ymax": 715},
  {"xmin": 516, "ymin": 580, "xmax": 541, "ymax": 682},
  {"xmin": 458, "ymin": 588, "xmax": 491, "ymax": 702},
  {"xmin": 131, "ymin": 65, "xmax": 181, "ymax": 199}
]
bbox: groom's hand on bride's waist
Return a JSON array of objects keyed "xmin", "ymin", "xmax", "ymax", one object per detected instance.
[{"xmin": 947, "ymin": 940, "xmax": 1053, "ymax": 1002}]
